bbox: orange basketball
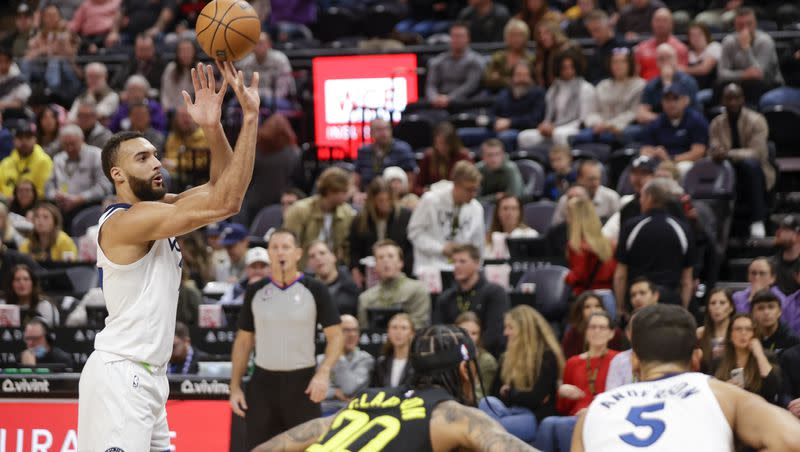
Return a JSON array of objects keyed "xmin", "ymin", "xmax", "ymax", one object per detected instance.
[{"xmin": 196, "ymin": 0, "xmax": 261, "ymax": 62}]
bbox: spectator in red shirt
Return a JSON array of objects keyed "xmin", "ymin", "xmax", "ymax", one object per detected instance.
[
  {"xmin": 634, "ymin": 8, "xmax": 689, "ymax": 81},
  {"xmin": 565, "ymin": 197, "xmax": 617, "ymax": 296},
  {"xmin": 535, "ymin": 312, "xmax": 619, "ymax": 451}
]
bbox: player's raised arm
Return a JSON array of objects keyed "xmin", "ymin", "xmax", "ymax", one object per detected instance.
[{"xmin": 104, "ymin": 63, "xmax": 260, "ymax": 245}]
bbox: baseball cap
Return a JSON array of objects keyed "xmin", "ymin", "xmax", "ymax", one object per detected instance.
[
  {"xmin": 205, "ymin": 222, "xmax": 227, "ymax": 237},
  {"xmin": 778, "ymin": 215, "xmax": 800, "ymax": 232},
  {"xmin": 245, "ymin": 247, "xmax": 269, "ymax": 266},
  {"xmin": 631, "ymin": 155, "xmax": 658, "ymax": 173},
  {"xmin": 17, "ymin": 3, "xmax": 32, "ymax": 16},
  {"xmin": 218, "ymin": 223, "xmax": 249, "ymax": 246},
  {"xmin": 662, "ymin": 83, "xmax": 687, "ymax": 98}
]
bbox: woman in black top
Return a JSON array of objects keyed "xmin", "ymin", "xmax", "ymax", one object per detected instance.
[
  {"xmin": 713, "ymin": 313, "xmax": 782, "ymax": 404},
  {"xmin": 480, "ymin": 305, "xmax": 565, "ymax": 442},
  {"xmin": 349, "ymin": 177, "xmax": 412, "ymax": 287},
  {"xmin": 371, "ymin": 313, "xmax": 416, "ymax": 388}
]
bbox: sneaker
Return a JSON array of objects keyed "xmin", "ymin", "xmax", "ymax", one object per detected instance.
[{"xmin": 750, "ymin": 221, "xmax": 766, "ymax": 238}]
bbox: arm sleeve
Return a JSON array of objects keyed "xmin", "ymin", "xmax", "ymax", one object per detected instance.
[
  {"xmin": 309, "ymin": 278, "xmax": 341, "ymax": 328},
  {"xmin": 407, "ymin": 283, "xmax": 432, "ymax": 328},
  {"xmin": 426, "ymin": 59, "xmax": 441, "ymax": 101},
  {"xmin": 507, "ymin": 351, "xmax": 558, "ymax": 410},
  {"xmin": 717, "ymin": 38, "xmax": 744, "ymax": 80},
  {"xmin": 506, "ymin": 164, "xmax": 524, "ymax": 199},
  {"xmin": 237, "ymin": 283, "xmax": 260, "ymax": 332},
  {"xmin": 407, "ymin": 197, "xmax": 446, "ymax": 257},
  {"xmin": 732, "ymin": 113, "xmax": 768, "ymax": 161},
  {"xmin": 282, "ymin": 204, "xmax": 305, "ymax": 241},
  {"xmin": 616, "ymin": 223, "xmax": 631, "ymax": 264}
]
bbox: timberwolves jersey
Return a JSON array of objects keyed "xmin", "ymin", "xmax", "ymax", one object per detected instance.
[
  {"xmin": 583, "ymin": 372, "xmax": 733, "ymax": 451},
  {"xmin": 92, "ymin": 203, "xmax": 183, "ymax": 366},
  {"xmin": 308, "ymin": 387, "xmax": 453, "ymax": 452}
]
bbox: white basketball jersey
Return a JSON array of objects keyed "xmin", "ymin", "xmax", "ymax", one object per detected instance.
[
  {"xmin": 583, "ymin": 372, "xmax": 733, "ymax": 452},
  {"xmin": 92, "ymin": 203, "xmax": 183, "ymax": 367}
]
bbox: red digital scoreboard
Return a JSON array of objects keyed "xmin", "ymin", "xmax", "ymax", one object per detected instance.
[{"xmin": 312, "ymin": 53, "xmax": 419, "ymax": 159}]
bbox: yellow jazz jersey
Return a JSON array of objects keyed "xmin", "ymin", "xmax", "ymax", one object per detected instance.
[{"xmin": 308, "ymin": 387, "xmax": 453, "ymax": 452}]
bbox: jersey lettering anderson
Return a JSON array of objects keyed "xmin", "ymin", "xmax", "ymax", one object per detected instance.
[
  {"xmin": 583, "ymin": 372, "xmax": 733, "ymax": 451},
  {"xmin": 92, "ymin": 203, "xmax": 184, "ymax": 366}
]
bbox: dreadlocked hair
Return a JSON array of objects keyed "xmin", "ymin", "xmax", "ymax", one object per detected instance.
[{"xmin": 410, "ymin": 324, "xmax": 484, "ymax": 407}]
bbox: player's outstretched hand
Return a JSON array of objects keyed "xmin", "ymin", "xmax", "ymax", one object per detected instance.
[
  {"xmin": 181, "ymin": 63, "xmax": 227, "ymax": 129},
  {"xmin": 229, "ymin": 386, "xmax": 248, "ymax": 417},
  {"xmin": 216, "ymin": 60, "xmax": 260, "ymax": 115}
]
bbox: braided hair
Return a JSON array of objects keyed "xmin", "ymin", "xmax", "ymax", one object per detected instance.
[{"xmin": 410, "ymin": 324, "xmax": 484, "ymax": 407}]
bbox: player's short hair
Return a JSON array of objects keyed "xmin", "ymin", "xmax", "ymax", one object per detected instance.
[
  {"xmin": 316, "ymin": 167, "xmax": 350, "ymax": 196},
  {"xmin": 750, "ymin": 289, "xmax": 782, "ymax": 311},
  {"xmin": 450, "ymin": 243, "xmax": 480, "ymax": 262},
  {"xmin": 268, "ymin": 227, "xmax": 299, "ymax": 247},
  {"xmin": 631, "ymin": 305, "xmax": 697, "ymax": 366},
  {"xmin": 101, "ymin": 131, "xmax": 144, "ymax": 183},
  {"xmin": 411, "ymin": 324, "xmax": 480, "ymax": 406},
  {"xmin": 372, "ymin": 239, "xmax": 404, "ymax": 261}
]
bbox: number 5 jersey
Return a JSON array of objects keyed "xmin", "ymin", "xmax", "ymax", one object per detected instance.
[
  {"xmin": 308, "ymin": 386, "xmax": 453, "ymax": 452},
  {"xmin": 583, "ymin": 372, "xmax": 734, "ymax": 451}
]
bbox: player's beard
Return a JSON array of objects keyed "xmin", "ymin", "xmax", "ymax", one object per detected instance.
[{"xmin": 129, "ymin": 173, "xmax": 167, "ymax": 202}]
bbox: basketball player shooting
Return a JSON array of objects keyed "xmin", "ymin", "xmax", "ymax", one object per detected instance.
[
  {"xmin": 573, "ymin": 304, "xmax": 800, "ymax": 452},
  {"xmin": 77, "ymin": 62, "xmax": 259, "ymax": 451}
]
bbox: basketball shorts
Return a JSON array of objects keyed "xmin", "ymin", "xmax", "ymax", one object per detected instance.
[{"xmin": 78, "ymin": 350, "xmax": 170, "ymax": 452}]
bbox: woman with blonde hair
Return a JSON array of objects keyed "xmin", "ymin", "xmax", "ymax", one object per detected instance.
[
  {"xmin": 483, "ymin": 19, "xmax": 536, "ymax": 91},
  {"xmin": 20, "ymin": 202, "xmax": 77, "ymax": 262},
  {"xmin": 532, "ymin": 20, "xmax": 582, "ymax": 88},
  {"xmin": 479, "ymin": 305, "xmax": 564, "ymax": 442},
  {"xmin": 564, "ymin": 197, "xmax": 617, "ymax": 315}
]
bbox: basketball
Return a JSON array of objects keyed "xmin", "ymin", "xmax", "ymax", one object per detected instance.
[{"xmin": 196, "ymin": 0, "xmax": 261, "ymax": 62}]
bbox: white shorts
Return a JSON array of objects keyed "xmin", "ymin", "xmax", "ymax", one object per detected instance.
[{"xmin": 78, "ymin": 350, "xmax": 170, "ymax": 452}]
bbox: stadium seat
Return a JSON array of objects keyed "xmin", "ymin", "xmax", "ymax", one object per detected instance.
[
  {"xmin": 522, "ymin": 201, "xmax": 557, "ymax": 233},
  {"xmin": 515, "ymin": 265, "xmax": 571, "ymax": 322},
  {"xmin": 70, "ymin": 205, "xmax": 103, "ymax": 238},
  {"xmin": 572, "ymin": 143, "xmax": 611, "ymax": 163},
  {"xmin": 759, "ymin": 87, "xmax": 800, "ymax": 111},
  {"xmin": 515, "ymin": 159, "xmax": 546, "ymax": 199},
  {"xmin": 762, "ymin": 105, "xmax": 800, "ymax": 157},
  {"xmin": 393, "ymin": 115, "xmax": 433, "ymax": 151},
  {"xmin": 249, "ymin": 204, "xmax": 283, "ymax": 238},
  {"xmin": 511, "ymin": 144, "xmax": 549, "ymax": 166}
]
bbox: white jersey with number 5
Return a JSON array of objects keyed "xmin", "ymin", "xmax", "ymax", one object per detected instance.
[{"xmin": 583, "ymin": 372, "xmax": 733, "ymax": 451}]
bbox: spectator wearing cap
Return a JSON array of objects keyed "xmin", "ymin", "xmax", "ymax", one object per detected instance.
[
  {"xmin": 219, "ymin": 247, "xmax": 271, "ymax": 305},
  {"xmin": 733, "ymin": 258, "xmax": 787, "ymax": 313},
  {"xmin": 283, "ymin": 167, "xmax": 356, "ymax": 269},
  {"xmin": 717, "ymin": 8, "xmax": 784, "ymax": 106},
  {"xmin": 750, "ymin": 289, "xmax": 800, "ymax": 355},
  {"xmin": 426, "ymin": 23, "xmax": 486, "ymax": 109},
  {"xmin": 45, "ymin": 125, "xmax": 111, "ymax": 222},
  {"xmin": 634, "ymin": 8, "xmax": 689, "ymax": 81},
  {"xmin": 457, "ymin": 0, "xmax": 511, "ymax": 43},
  {"xmin": 68, "ymin": 62, "xmax": 119, "ymax": 122},
  {"xmin": 616, "ymin": 0, "xmax": 665, "ymax": 41},
  {"xmin": 74, "ymin": 102, "xmax": 113, "ymax": 150},
  {"xmin": 109, "ymin": 75, "xmax": 168, "ymax": 134},
  {"xmin": 572, "ymin": 46, "xmax": 645, "ymax": 147},
  {"xmin": 0, "ymin": 47, "xmax": 32, "ymax": 110},
  {"xmin": 317, "ymin": 314, "xmax": 374, "ymax": 414},
  {"xmin": 583, "ymin": 10, "xmax": 627, "ymax": 85},
  {"xmin": 354, "ymin": 119, "xmax": 416, "ymax": 191},
  {"xmin": 771, "ymin": 216, "xmax": 800, "ymax": 296},
  {"xmin": 168, "ymin": 321, "xmax": 209, "ymax": 375},
  {"xmin": 636, "ymin": 44, "xmax": 699, "ymax": 130},
  {"xmin": 358, "ymin": 240, "xmax": 430, "ymax": 328},
  {"xmin": 216, "ymin": 223, "xmax": 250, "ymax": 283},
  {"xmin": 710, "ymin": 83, "xmax": 771, "ymax": 238},
  {"xmin": 307, "ymin": 241, "xmax": 360, "ymax": 316},
  {"xmin": 0, "ymin": 121, "xmax": 53, "ymax": 200},
  {"xmin": 614, "ymin": 178, "xmax": 695, "ymax": 312},
  {"xmin": 0, "ymin": 4, "xmax": 35, "ymax": 59},
  {"xmin": 640, "ymin": 83, "xmax": 709, "ymax": 178},
  {"xmin": 602, "ymin": 155, "xmax": 658, "ymax": 241}
]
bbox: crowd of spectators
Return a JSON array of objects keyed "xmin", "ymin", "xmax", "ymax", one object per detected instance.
[{"xmin": 1, "ymin": 0, "xmax": 800, "ymax": 449}]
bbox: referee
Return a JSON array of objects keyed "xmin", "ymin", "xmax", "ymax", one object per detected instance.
[{"xmin": 229, "ymin": 228, "xmax": 343, "ymax": 449}]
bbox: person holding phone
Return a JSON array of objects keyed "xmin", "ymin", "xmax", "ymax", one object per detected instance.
[{"xmin": 712, "ymin": 313, "xmax": 782, "ymax": 404}]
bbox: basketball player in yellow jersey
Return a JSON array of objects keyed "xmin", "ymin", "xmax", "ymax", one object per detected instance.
[
  {"xmin": 572, "ymin": 305, "xmax": 800, "ymax": 452},
  {"xmin": 77, "ymin": 62, "xmax": 259, "ymax": 451},
  {"xmin": 255, "ymin": 325, "xmax": 539, "ymax": 452}
]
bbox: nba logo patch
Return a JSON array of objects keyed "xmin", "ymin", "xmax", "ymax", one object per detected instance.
[{"xmin": 132, "ymin": 375, "xmax": 139, "ymax": 389}]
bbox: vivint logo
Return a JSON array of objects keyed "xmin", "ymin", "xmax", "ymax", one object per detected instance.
[
  {"xmin": 180, "ymin": 379, "xmax": 230, "ymax": 395},
  {"xmin": 1, "ymin": 378, "xmax": 50, "ymax": 393},
  {"xmin": 324, "ymin": 77, "xmax": 408, "ymax": 124}
]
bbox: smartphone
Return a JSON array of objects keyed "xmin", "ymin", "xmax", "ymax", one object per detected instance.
[{"xmin": 730, "ymin": 368, "xmax": 744, "ymax": 386}]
